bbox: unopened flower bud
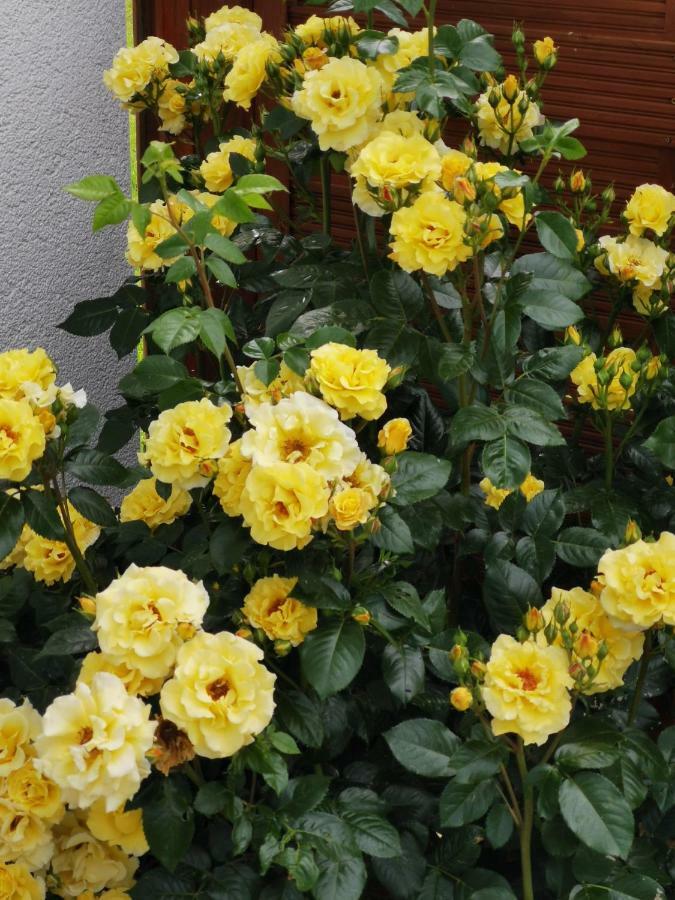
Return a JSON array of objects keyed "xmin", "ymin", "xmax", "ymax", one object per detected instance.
[
  {"xmin": 544, "ymin": 622, "xmax": 557, "ymax": 644},
  {"xmin": 524, "ymin": 607, "xmax": 544, "ymax": 632},
  {"xmin": 512, "ymin": 25, "xmax": 526, "ymax": 49},
  {"xmin": 352, "ymin": 607, "xmax": 371, "ymax": 626},
  {"xmin": 589, "ymin": 579, "xmax": 603, "ymax": 598},
  {"xmin": 533, "ymin": 36, "xmax": 557, "ymax": 66},
  {"xmin": 596, "ymin": 640, "xmax": 609, "ymax": 661},
  {"xmin": 565, "ymin": 325, "xmax": 582, "ymax": 346},
  {"xmin": 569, "ymin": 169, "xmax": 586, "ymax": 193},
  {"xmin": 517, "ymin": 96, "xmax": 530, "ymax": 115},
  {"xmin": 79, "ymin": 595, "xmax": 96, "ymax": 617},
  {"xmin": 502, "ymin": 75, "xmax": 519, "ymax": 103},
  {"xmin": 450, "ymin": 644, "xmax": 467, "ymax": 662},
  {"xmin": 569, "ymin": 661, "xmax": 585, "ymax": 680},
  {"xmin": 454, "ymin": 176, "xmax": 477, "ymax": 204},
  {"xmin": 554, "ymin": 600, "xmax": 570, "ymax": 625},
  {"xmin": 619, "ymin": 371, "xmax": 633, "ymax": 391},
  {"xmin": 575, "ymin": 631, "xmax": 598, "ymax": 659},
  {"xmin": 235, "ymin": 627, "xmax": 253, "ymax": 640},
  {"xmin": 554, "ymin": 174, "xmax": 566, "ymax": 193},
  {"xmin": 274, "ymin": 639, "xmax": 293, "ymax": 657},
  {"xmin": 516, "ymin": 626, "xmax": 529, "ymax": 643},
  {"xmin": 450, "ymin": 686, "xmax": 474, "ymax": 712},
  {"xmin": 470, "ymin": 660, "xmax": 487, "ymax": 680},
  {"xmin": 488, "ymin": 88, "xmax": 501, "ymax": 108},
  {"xmin": 644, "ymin": 356, "xmax": 662, "ymax": 380},
  {"xmin": 624, "ymin": 519, "xmax": 642, "ymax": 544},
  {"xmin": 601, "ymin": 184, "xmax": 616, "ymax": 205},
  {"xmin": 608, "ymin": 326, "xmax": 623, "ymax": 348}
]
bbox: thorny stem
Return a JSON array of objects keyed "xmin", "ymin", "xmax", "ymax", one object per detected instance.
[
  {"xmin": 46, "ymin": 477, "xmax": 98, "ymax": 595},
  {"xmin": 319, "ymin": 155, "xmax": 332, "ymax": 235},
  {"xmin": 627, "ymin": 631, "xmax": 652, "ymax": 726},
  {"xmin": 515, "ymin": 739, "xmax": 535, "ymax": 900},
  {"xmin": 352, "ymin": 202, "xmax": 370, "ymax": 281},
  {"xmin": 426, "ymin": 1, "xmax": 438, "ymax": 76}
]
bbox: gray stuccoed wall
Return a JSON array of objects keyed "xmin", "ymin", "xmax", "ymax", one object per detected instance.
[{"xmin": 1, "ymin": 0, "xmax": 130, "ymax": 415}]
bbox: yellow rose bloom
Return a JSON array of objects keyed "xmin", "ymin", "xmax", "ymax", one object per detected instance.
[
  {"xmin": 93, "ymin": 564, "xmax": 209, "ymax": 681},
  {"xmin": 541, "ymin": 587, "xmax": 644, "ymax": 694},
  {"xmin": 294, "ymin": 15, "xmax": 360, "ymax": 47},
  {"xmin": 143, "ymin": 397, "xmax": 233, "ymax": 490},
  {"xmin": 351, "ymin": 131, "xmax": 441, "ymax": 192},
  {"xmin": 212, "ymin": 440, "xmax": 252, "ymax": 518},
  {"xmin": 440, "ymin": 149, "xmax": 472, "ymax": 192},
  {"xmin": 241, "ymin": 391, "xmax": 360, "ymax": 481},
  {"xmin": 242, "ymin": 575, "xmax": 317, "ymax": 646},
  {"xmin": 119, "ymin": 478, "xmax": 192, "ymax": 530},
  {"xmin": 237, "ymin": 361, "xmax": 305, "ymax": 407},
  {"xmin": 376, "ymin": 28, "xmax": 433, "ymax": 97},
  {"xmin": 389, "ymin": 191, "xmax": 472, "ymax": 277},
  {"xmin": 199, "ymin": 136, "xmax": 257, "ymax": 193},
  {"xmin": 479, "ymin": 477, "xmax": 511, "ymax": 510},
  {"xmin": 475, "ymin": 86, "xmax": 543, "ymax": 154},
  {"xmin": 0, "ymin": 399, "xmax": 46, "ymax": 482},
  {"xmin": 0, "ymin": 348, "xmax": 56, "ymax": 401},
  {"xmin": 5, "ymin": 760, "xmax": 62, "ymax": 823},
  {"xmin": 378, "ymin": 418, "xmax": 412, "ymax": 455},
  {"xmin": 22, "ymin": 504, "xmax": 100, "ymax": 586},
  {"xmin": 86, "ymin": 800, "xmax": 148, "ymax": 856},
  {"xmin": 597, "ymin": 234, "xmax": 668, "ymax": 288},
  {"xmin": 205, "ymin": 5, "xmax": 262, "ymax": 33},
  {"xmin": 520, "ymin": 473, "xmax": 545, "ymax": 502},
  {"xmin": 125, "ymin": 199, "xmax": 178, "ymax": 271},
  {"xmin": 380, "ymin": 109, "xmax": 426, "ymax": 138},
  {"xmin": 157, "ymin": 78, "xmax": 187, "ymax": 135},
  {"xmin": 160, "ymin": 630, "xmax": 276, "ymax": 758},
  {"xmin": 0, "ymin": 863, "xmax": 45, "ymax": 900},
  {"xmin": 193, "ymin": 23, "xmax": 261, "ymax": 65},
  {"xmin": 309, "ymin": 343, "xmax": 390, "ymax": 421},
  {"xmin": 625, "ymin": 183, "xmax": 675, "ymax": 237},
  {"xmin": 330, "ymin": 486, "xmax": 372, "ymax": 531},
  {"xmin": 344, "ymin": 454, "xmax": 390, "ymax": 506},
  {"xmin": 632, "ymin": 283, "xmax": 668, "ymax": 317},
  {"xmin": 450, "ymin": 686, "xmax": 473, "ymax": 711},
  {"xmin": 483, "ymin": 634, "xmax": 573, "ymax": 745},
  {"xmin": 291, "ymin": 57, "xmax": 383, "ymax": 152},
  {"xmin": 240, "ymin": 462, "xmax": 330, "ymax": 551},
  {"xmin": 223, "ymin": 33, "xmax": 280, "ymax": 110},
  {"xmin": 598, "ymin": 533, "xmax": 675, "ymax": 630},
  {"xmin": 0, "ymin": 801, "xmax": 52, "ymax": 870},
  {"xmin": 34, "ymin": 672, "xmax": 156, "ymax": 811},
  {"xmin": 0, "ymin": 698, "xmax": 41, "ymax": 776},
  {"xmin": 50, "ymin": 812, "xmax": 137, "ymax": 898},
  {"xmin": 352, "ymin": 176, "xmax": 386, "ymax": 217},
  {"xmin": 570, "ymin": 347, "xmax": 637, "ymax": 411},
  {"xmin": 103, "ymin": 36, "xmax": 178, "ymax": 104},
  {"xmin": 78, "ymin": 651, "xmax": 164, "ymax": 698},
  {"xmin": 533, "ymin": 36, "xmax": 557, "ymax": 65}
]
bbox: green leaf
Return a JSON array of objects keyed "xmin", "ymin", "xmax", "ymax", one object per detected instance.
[
  {"xmin": 451, "ymin": 405, "xmax": 504, "ymax": 444},
  {"xmin": 65, "ymin": 174, "xmax": 120, "ymax": 201},
  {"xmin": 504, "ymin": 378, "xmax": 565, "ymax": 420},
  {"xmin": 356, "ymin": 29, "xmax": 400, "ymax": 59},
  {"xmin": 341, "ymin": 812, "xmax": 401, "ymax": 859},
  {"xmin": 604, "ymin": 874, "xmax": 667, "ymax": 899},
  {"xmin": 59, "ymin": 297, "xmax": 119, "ymax": 336},
  {"xmin": 481, "ymin": 435, "xmax": 531, "ymax": 489},
  {"xmin": 253, "ymin": 358, "xmax": 280, "ymax": 386},
  {"xmin": 296, "ymin": 573, "xmax": 351, "ymax": 611},
  {"xmin": 283, "ymin": 347, "xmax": 310, "ymax": 377},
  {"xmin": 382, "ymin": 644, "xmax": 425, "ymax": 704},
  {"xmin": 143, "ymin": 781, "xmax": 195, "ymax": 872},
  {"xmin": 389, "ymin": 452, "xmax": 452, "ymax": 506},
  {"xmin": 312, "ymin": 856, "xmax": 367, "ymax": 900},
  {"xmin": 68, "ymin": 486, "xmax": 116, "ymax": 527},
  {"xmin": 39, "ymin": 624, "xmax": 97, "ymax": 657},
  {"xmin": 437, "ymin": 341, "xmax": 476, "ymax": 381},
  {"xmin": 384, "ymin": 718, "xmax": 460, "ymax": 778},
  {"xmin": 522, "ymin": 294, "xmax": 584, "ymax": 330},
  {"xmin": 371, "ymin": 506, "xmax": 414, "ymax": 554},
  {"xmin": 233, "ymin": 173, "xmax": 287, "ymax": 195},
  {"xmin": 243, "ymin": 743, "xmax": 288, "ymax": 795},
  {"xmin": 199, "ymin": 307, "xmax": 236, "ymax": 359},
  {"xmin": 448, "ymin": 738, "xmax": 509, "ymax": 784},
  {"xmin": 503, "ymin": 407, "xmax": 565, "ymax": 447},
  {"xmin": 155, "ymin": 233, "xmax": 189, "ymax": 259},
  {"xmin": 279, "ymin": 775, "xmax": 332, "ymax": 819},
  {"xmin": 643, "ymin": 416, "xmax": 675, "ymax": 468},
  {"xmin": 270, "ymin": 731, "xmax": 300, "ymax": 755},
  {"xmin": 559, "ymin": 773, "xmax": 634, "ymax": 860},
  {"xmin": 483, "ymin": 560, "xmax": 542, "ymax": 633},
  {"xmin": 194, "ymin": 782, "xmax": 229, "ymax": 816},
  {"xmin": 512, "ymin": 252, "xmax": 590, "ymax": 302},
  {"xmin": 204, "ymin": 232, "xmax": 247, "ymax": 264},
  {"xmin": 21, "ymin": 491, "xmax": 64, "ymax": 540},
  {"xmin": 209, "ymin": 520, "xmax": 249, "ymax": 575},
  {"xmin": 555, "ymin": 527, "xmax": 609, "ymax": 567},
  {"xmin": 212, "ymin": 190, "xmax": 256, "ymax": 223},
  {"xmin": 276, "ymin": 690, "xmax": 324, "ymax": 749},
  {"xmin": 369, "ymin": 269, "xmax": 424, "ymax": 321},
  {"xmin": 435, "ymin": 19, "xmax": 502, "ymax": 70},
  {"xmin": 535, "ymin": 212, "xmax": 579, "ymax": 260},
  {"xmin": 300, "ymin": 619, "xmax": 365, "ymax": 699},
  {"xmin": 130, "ymin": 202, "xmax": 151, "ymax": 237},
  {"xmin": 439, "ymin": 779, "xmax": 498, "ymax": 827},
  {"xmin": 206, "ymin": 255, "xmax": 237, "ymax": 287},
  {"xmin": 522, "ymin": 345, "xmax": 586, "ymax": 380},
  {"xmin": 66, "ymin": 450, "xmax": 129, "ymax": 486},
  {"xmin": 243, "ymin": 337, "xmax": 275, "ymax": 359},
  {"xmin": 109, "ymin": 306, "xmax": 149, "ymax": 359},
  {"xmin": 556, "ymin": 719, "xmax": 622, "ymax": 770},
  {"xmin": 380, "ymin": 582, "xmax": 429, "ymax": 629},
  {"xmin": 486, "ymin": 802, "xmax": 514, "ymax": 849},
  {"xmin": 146, "ymin": 307, "xmax": 201, "ymax": 354},
  {"xmin": 522, "ymin": 490, "xmax": 566, "ymax": 538},
  {"xmin": 165, "ymin": 256, "xmax": 197, "ymax": 284},
  {"xmin": 119, "ymin": 356, "xmax": 189, "ymax": 399},
  {"xmin": 0, "ymin": 494, "xmax": 25, "ymax": 562},
  {"xmin": 92, "ymin": 193, "xmax": 130, "ymax": 231}
]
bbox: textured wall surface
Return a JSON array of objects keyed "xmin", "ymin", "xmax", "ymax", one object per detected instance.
[{"xmin": 0, "ymin": 0, "xmax": 130, "ymax": 414}]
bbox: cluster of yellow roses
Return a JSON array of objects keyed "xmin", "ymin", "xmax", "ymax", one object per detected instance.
[{"xmin": 451, "ymin": 532, "xmax": 674, "ymax": 745}]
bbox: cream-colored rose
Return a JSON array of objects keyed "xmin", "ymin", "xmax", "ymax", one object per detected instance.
[
  {"xmin": 0, "ymin": 863, "xmax": 45, "ymax": 899},
  {"xmin": 93, "ymin": 564, "xmax": 209, "ymax": 681},
  {"xmin": 309, "ymin": 343, "xmax": 390, "ymax": 421},
  {"xmin": 378, "ymin": 418, "xmax": 412, "ymax": 455},
  {"xmin": 223, "ymin": 33, "xmax": 280, "ymax": 110},
  {"xmin": 22, "ymin": 504, "xmax": 100, "ymax": 586},
  {"xmin": 193, "ymin": 23, "xmax": 261, "ymax": 65},
  {"xmin": 104, "ymin": 36, "xmax": 178, "ymax": 104},
  {"xmin": 119, "ymin": 477, "xmax": 192, "ymax": 529},
  {"xmin": 0, "ymin": 698, "xmax": 41, "ymax": 776},
  {"xmin": 0, "ymin": 800, "xmax": 53, "ymax": 870},
  {"xmin": 205, "ymin": 5, "xmax": 262, "ymax": 33},
  {"xmin": 160, "ymin": 630, "xmax": 276, "ymax": 758},
  {"xmin": 5, "ymin": 760, "xmax": 62, "ymax": 823},
  {"xmin": 78, "ymin": 651, "xmax": 164, "ymax": 698},
  {"xmin": 35, "ymin": 673, "xmax": 156, "ymax": 811},
  {"xmin": 351, "ymin": 131, "xmax": 441, "ymax": 191},
  {"xmin": 86, "ymin": 800, "xmax": 148, "ymax": 856},
  {"xmin": 212, "ymin": 439, "xmax": 252, "ymax": 518},
  {"xmin": 597, "ymin": 234, "xmax": 668, "ymax": 288},
  {"xmin": 237, "ymin": 361, "xmax": 304, "ymax": 407},
  {"xmin": 344, "ymin": 453, "xmax": 390, "ymax": 506},
  {"xmin": 330, "ymin": 487, "xmax": 372, "ymax": 531},
  {"xmin": 242, "ymin": 575, "xmax": 317, "ymax": 646}
]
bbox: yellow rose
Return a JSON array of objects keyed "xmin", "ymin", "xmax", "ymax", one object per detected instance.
[
  {"xmin": 351, "ymin": 131, "xmax": 441, "ymax": 192},
  {"xmin": 125, "ymin": 199, "xmax": 178, "ymax": 271},
  {"xmin": 223, "ymin": 33, "xmax": 280, "ymax": 110},
  {"xmin": 93, "ymin": 564, "xmax": 209, "ymax": 681},
  {"xmin": 344, "ymin": 454, "xmax": 390, "ymax": 506},
  {"xmin": 50, "ymin": 812, "xmax": 137, "ymax": 898},
  {"xmin": 598, "ymin": 533, "xmax": 675, "ymax": 630},
  {"xmin": 143, "ymin": 397, "xmax": 233, "ymax": 489},
  {"xmin": 352, "ymin": 176, "xmax": 386, "ymax": 217},
  {"xmin": 632, "ymin": 283, "xmax": 668, "ymax": 317},
  {"xmin": 86, "ymin": 800, "xmax": 148, "ymax": 856},
  {"xmin": 193, "ymin": 23, "xmax": 262, "ymax": 65},
  {"xmin": 0, "ymin": 399, "xmax": 46, "ymax": 481},
  {"xmin": 199, "ymin": 136, "xmax": 257, "ymax": 193},
  {"xmin": 0, "ymin": 863, "xmax": 45, "ymax": 900},
  {"xmin": 309, "ymin": 343, "xmax": 390, "ymax": 421},
  {"xmin": 157, "ymin": 78, "xmax": 187, "ymax": 135},
  {"xmin": 479, "ymin": 477, "xmax": 511, "ymax": 510},
  {"xmin": 34, "ymin": 672, "xmax": 156, "ymax": 811},
  {"xmin": 212, "ymin": 440, "xmax": 252, "ymax": 518},
  {"xmin": 376, "ymin": 28, "xmax": 433, "ymax": 97},
  {"xmin": 22, "ymin": 504, "xmax": 100, "ymax": 586},
  {"xmin": 520, "ymin": 473, "xmax": 544, "ymax": 502},
  {"xmin": 597, "ymin": 234, "xmax": 668, "ymax": 288},
  {"xmin": 241, "ymin": 391, "xmax": 360, "ymax": 481},
  {"xmin": 0, "ymin": 698, "xmax": 40, "ymax": 776},
  {"xmin": 475, "ymin": 85, "xmax": 543, "ymax": 154},
  {"xmin": 482, "ymin": 634, "xmax": 573, "ymax": 745},
  {"xmin": 570, "ymin": 347, "xmax": 637, "ymax": 411},
  {"xmin": 330, "ymin": 487, "xmax": 372, "ymax": 531},
  {"xmin": 242, "ymin": 575, "xmax": 317, "ymax": 646},
  {"xmin": 0, "ymin": 800, "xmax": 52, "ymax": 870},
  {"xmin": 5, "ymin": 760, "xmax": 62, "ymax": 823},
  {"xmin": 104, "ymin": 36, "xmax": 178, "ymax": 104},
  {"xmin": 625, "ymin": 183, "xmax": 675, "ymax": 237},
  {"xmin": 294, "ymin": 15, "xmax": 360, "ymax": 47},
  {"xmin": 78, "ymin": 651, "xmax": 164, "ymax": 698},
  {"xmin": 291, "ymin": 57, "xmax": 383, "ymax": 152},
  {"xmin": 380, "ymin": 109, "xmax": 426, "ymax": 138},
  {"xmin": 120, "ymin": 478, "xmax": 192, "ymax": 530},
  {"xmin": 450, "ymin": 686, "xmax": 473, "ymax": 711},
  {"xmin": 205, "ymin": 5, "xmax": 262, "ymax": 33},
  {"xmin": 237, "ymin": 361, "xmax": 305, "ymax": 407},
  {"xmin": 440, "ymin": 149, "xmax": 472, "ymax": 192},
  {"xmin": 389, "ymin": 191, "xmax": 472, "ymax": 277},
  {"xmin": 160, "ymin": 630, "xmax": 275, "ymax": 758},
  {"xmin": 0, "ymin": 348, "xmax": 56, "ymax": 401},
  {"xmin": 533, "ymin": 36, "xmax": 557, "ymax": 66},
  {"xmin": 378, "ymin": 418, "xmax": 412, "ymax": 455},
  {"xmin": 541, "ymin": 587, "xmax": 644, "ymax": 694},
  {"xmin": 240, "ymin": 462, "xmax": 330, "ymax": 551}
]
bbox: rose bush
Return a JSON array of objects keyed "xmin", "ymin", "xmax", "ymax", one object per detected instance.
[{"xmin": 0, "ymin": 2, "xmax": 674, "ymax": 898}]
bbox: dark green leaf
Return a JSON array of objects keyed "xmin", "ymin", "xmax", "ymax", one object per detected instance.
[
  {"xmin": 644, "ymin": 416, "xmax": 675, "ymax": 469},
  {"xmin": 384, "ymin": 718, "xmax": 460, "ymax": 778},
  {"xmin": 450, "ymin": 406, "xmax": 504, "ymax": 444},
  {"xmin": 535, "ymin": 212, "xmax": 579, "ymax": 260},
  {"xmin": 39, "ymin": 624, "xmax": 97, "ymax": 657},
  {"xmin": 559, "ymin": 773, "xmax": 634, "ymax": 860},
  {"xmin": 371, "ymin": 506, "xmax": 414, "ymax": 554},
  {"xmin": 66, "ymin": 450, "xmax": 128, "ymax": 486},
  {"xmin": 481, "ymin": 436, "xmax": 531, "ymax": 489},
  {"xmin": 439, "ymin": 779, "xmax": 498, "ymax": 827},
  {"xmin": 483, "ymin": 560, "xmax": 542, "ymax": 633},
  {"xmin": 22, "ymin": 490, "xmax": 65, "ymax": 540},
  {"xmin": 390, "ymin": 452, "xmax": 452, "ymax": 506},
  {"xmin": 382, "ymin": 644, "xmax": 425, "ymax": 704},
  {"xmin": 0, "ymin": 494, "xmax": 25, "ymax": 561},
  {"xmin": 68, "ymin": 486, "xmax": 116, "ymax": 527},
  {"xmin": 555, "ymin": 527, "xmax": 609, "ymax": 567},
  {"xmin": 300, "ymin": 619, "xmax": 365, "ymax": 699}
]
